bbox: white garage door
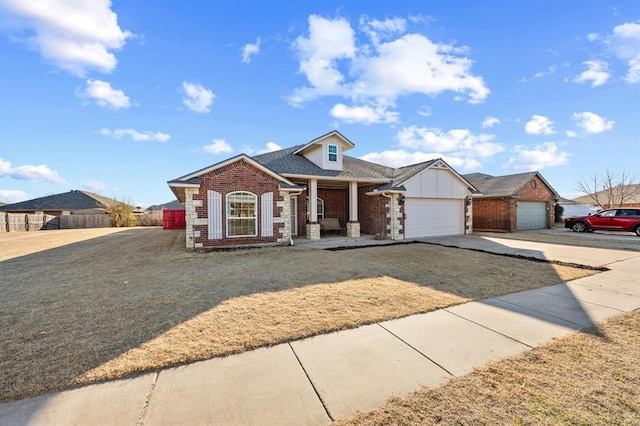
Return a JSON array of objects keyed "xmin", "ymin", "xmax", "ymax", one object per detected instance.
[
  {"xmin": 404, "ymin": 198, "xmax": 464, "ymax": 238},
  {"xmin": 516, "ymin": 201, "xmax": 548, "ymax": 230}
]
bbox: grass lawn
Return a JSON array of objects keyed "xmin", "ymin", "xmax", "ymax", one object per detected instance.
[
  {"xmin": 337, "ymin": 309, "xmax": 640, "ymax": 425},
  {"xmin": 1, "ymin": 228, "xmax": 597, "ymax": 402}
]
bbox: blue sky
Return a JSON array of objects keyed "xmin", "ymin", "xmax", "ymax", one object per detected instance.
[{"xmin": 1, "ymin": 1, "xmax": 638, "ymax": 207}]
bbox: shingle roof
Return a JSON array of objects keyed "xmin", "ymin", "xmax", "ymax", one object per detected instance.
[
  {"xmin": 463, "ymin": 171, "xmax": 559, "ymax": 198},
  {"xmin": 0, "ymin": 190, "xmax": 119, "ymax": 212}
]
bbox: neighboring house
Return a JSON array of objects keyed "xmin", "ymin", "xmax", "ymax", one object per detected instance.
[
  {"xmin": 0, "ymin": 190, "xmax": 119, "ymax": 216},
  {"xmin": 572, "ymin": 184, "xmax": 640, "ymax": 208},
  {"xmin": 168, "ymin": 131, "xmax": 478, "ymax": 248},
  {"xmin": 146, "ymin": 200, "xmax": 186, "ymax": 211},
  {"xmin": 463, "ymin": 172, "xmax": 560, "ymax": 232}
]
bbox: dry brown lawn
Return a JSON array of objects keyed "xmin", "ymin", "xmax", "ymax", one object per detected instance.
[
  {"xmin": 1, "ymin": 228, "xmax": 596, "ymax": 402},
  {"xmin": 337, "ymin": 309, "xmax": 640, "ymax": 425}
]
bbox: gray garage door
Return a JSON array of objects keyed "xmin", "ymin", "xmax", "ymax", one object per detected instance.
[{"xmin": 516, "ymin": 201, "xmax": 548, "ymax": 230}]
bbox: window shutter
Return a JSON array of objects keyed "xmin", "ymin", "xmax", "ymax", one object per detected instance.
[
  {"xmin": 261, "ymin": 192, "xmax": 273, "ymax": 237},
  {"xmin": 207, "ymin": 190, "xmax": 222, "ymax": 239}
]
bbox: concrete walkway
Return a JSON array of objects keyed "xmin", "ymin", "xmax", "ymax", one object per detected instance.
[{"xmin": 2, "ymin": 237, "xmax": 639, "ymax": 425}]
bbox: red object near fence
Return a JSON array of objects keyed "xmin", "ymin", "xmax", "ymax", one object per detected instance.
[{"xmin": 162, "ymin": 209, "xmax": 186, "ymax": 229}]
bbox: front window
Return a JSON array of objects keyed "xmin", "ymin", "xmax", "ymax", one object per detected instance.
[
  {"xmin": 328, "ymin": 144, "xmax": 338, "ymax": 162},
  {"xmin": 306, "ymin": 198, "xmax": 324, "ymax": 221},
  {"xmin": 599, "ymin": 210, "xmax": 617, "ymax": 217},
  {"xmin": 227, "ymin": 191, "xmax": 257, "ymax": 237}
]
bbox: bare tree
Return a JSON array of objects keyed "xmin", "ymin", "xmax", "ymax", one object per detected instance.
[{"xmin": 576, "ymin": 168, "xmax": 640, "ymax": 208}]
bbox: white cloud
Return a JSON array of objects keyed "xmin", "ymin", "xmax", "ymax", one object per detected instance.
[
  {"xmin": 573, "ymin": 60, "xmax": 610, "ymax": 87},
  {"xmin": 78, "ymin": 79, "xmax": 130, "ymax": 109},
  {"xmin": 289, "ymin": 15, "xmax": 356, "ymax": 105},
  {"xmin": 572, "ymin": 112, "xmax": 615, "ymax": 134},
  {"xmin": 203, "ymin": 139, "xmax": 233, "ymax": 154},
  {"xmin": 607, "ymin": 22, "xmax": 640, "ymax": 84},
  {"xmin": 361, "ymin": 150, "xmax": 481, "ymax": 170},
  {"xmin": 100, "ymin": 128, "xmax": 170, "ymax": 142},
  {"xmin": 241, "ymin": 37, "xmax": 261, "ymax": 64},
  {"xmin": 482, "ymin": 116, "xmax": 500, "ymax": 128},
  {"xmin": 182, "ymin": 82, "xmax": 215, "ymax": 113},
  {"xmin": 566, "ymin": 130, "xmax": 577, "ymax": 138},
  {"xmin": 504, "ymin": 143, "xmax": 570, "ymax": 171},
  {"xmin": 0, "ymin": 158, "xmax": 65, "ymax": 184},
  {"xmin": 587, "ymin": 33, "xmax": 599, "ymax": 42},
  {"xmin": 0, "ymin": 0, "xmax": 132, "ymax": 76},
  {"xmin": 83, "ymin": 179, "xmax": 109, "ymax": 193},
  {"xmin": 289, "ymin": 15, "xmax": 489, "ymax": 123},
  {"xmin": 0, "ymin": 189, "xmax": 29, "ymax": 203},
  {"xmin": 360, "ymin": 16, "xmax": 406, "ymax": 45},
  {"xmin": 385, "ymin": 126, "xmax": 504, "ymax": 170},
  {"xmin": 330, "ymin": 103, "xmax": 399, "ymax": 124},
  {"xmin": 242, "ymin": 141, "xmax": 283, "ymax": 155},
  {"xmin": 525, "ymin": 115, "xmax": 555, "ymax": 135},
  {"xmin": 262, "ymin": 142, "xmax": 282, "ymax": 153},
  {"xmin": 417, "ymin": 105, "xmax": 432, "ymax": 117}
]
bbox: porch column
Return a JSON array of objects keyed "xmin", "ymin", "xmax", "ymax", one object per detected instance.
[
  {"xmin": 306, "ymin": 179, "xmax": 320, "ymax": 240},
  {"xmin": 347, "ymin": 181, "xmax": 360, "ymax": 237}
]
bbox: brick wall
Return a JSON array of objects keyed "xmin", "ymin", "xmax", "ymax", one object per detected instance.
[
  {"xmin": 294, "ymin": 188, "xmax": 348, "ymax": 236},
  {"xmin": 358, "ymin": 185, "xmax": 388, "ymax": 236},
  {"xmin": 191, "ymin": 159, "xmax": 283, "ymax": 247},
  {"xmin": 473, "ymin": 175, "xmax": 556, "ymax": 231}
]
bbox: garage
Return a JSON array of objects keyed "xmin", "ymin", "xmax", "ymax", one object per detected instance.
[
  {"xmin": 404, "ymin": 198, "xmax": 464, "ymax": 238},
  {"xmin": 516, "ymin": 201, "xmax": 548, "ymax": 230}
]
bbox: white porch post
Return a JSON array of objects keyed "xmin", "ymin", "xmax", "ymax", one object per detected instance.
[
  {"xmin": 347, "ymin": 181, "xmax": 360, "ymax": 237},
  {"xmin": 306, "ymin": 179, "xmax": 320, "ymax": 240}
]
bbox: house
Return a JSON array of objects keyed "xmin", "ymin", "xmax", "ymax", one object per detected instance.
[
  {"xmin": 146, "ymin": 200, "xmax": 186, "ymax": 211},
  {"xmin": 572, "ymin": 184, "xmax": 640, "ymax": 208},
  {"xmin": 463, "ymin": 171, "xmax": 560, "ymax": 232},
  {"xmin": 168, "ymin": 131, "xmax": 478, "ymax": 248},
  {"xmin": 0, "ymin": 190, "xmax": 119, "ymax": 216}
]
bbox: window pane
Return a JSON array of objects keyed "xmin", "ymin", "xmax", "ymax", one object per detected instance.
[{"xmin": 227, "ymin": 192, "xmax": 257, "ymax": 236}]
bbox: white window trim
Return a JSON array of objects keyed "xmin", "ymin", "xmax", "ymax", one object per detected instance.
[
  {"xmin": 226, "ymin": 191, "xmax": 258, "ymax": 238},
  {"xmin": 327, "ymin": 144, "xmax": 338, "ymax": 162},
  {"xmin": 306, "ymin": 197, "xmax": 324, "ymax": 222}
]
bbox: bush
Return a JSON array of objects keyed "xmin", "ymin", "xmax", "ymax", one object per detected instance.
[
  {"xmin": 107, "ymin": 201, "xmax": 137, "ymax": 227},
  {"xmin": 555, "ymin": 203, "xmax": 564, "ymax": 223}
]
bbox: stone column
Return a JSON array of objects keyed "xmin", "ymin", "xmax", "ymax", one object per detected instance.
[
  {"xmin": 347, "ymin": 181, "xmax": 360, "ymax": 237},
  {"xmin": 306, "ymin": 179, "xmax": 320, "ymax": 240}
]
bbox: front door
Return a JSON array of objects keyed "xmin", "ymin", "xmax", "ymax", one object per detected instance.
[{"xmin": 290, "ymin": 196, "xmax": 298, "ymax": 236}]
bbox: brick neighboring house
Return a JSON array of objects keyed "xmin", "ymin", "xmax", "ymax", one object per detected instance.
[
  {"xmin": 463, "ymin": 172, "xmax": 560, "ymax": 232},
  {"xmin": 168, "ymin": 131, "xmax": 479, "ymax": 248}
]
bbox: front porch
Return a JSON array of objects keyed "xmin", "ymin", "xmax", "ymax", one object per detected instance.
[{"xmin": 292, "ymin": 233, "xmax": 405, "ymax": 250}]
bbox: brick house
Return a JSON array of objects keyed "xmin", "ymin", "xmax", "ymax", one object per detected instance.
[
  {"xmin": 463, "ymin": 172, "xmax": 560, "ymax": 232},
  {"xmin": 168, "ymin": 131, "xmax": 479, "ymax": 248}
]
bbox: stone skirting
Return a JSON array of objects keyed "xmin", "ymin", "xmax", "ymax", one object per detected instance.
[
  {"xmin": 346, "ymin": 222, "xmax": 360, "ymax": 238},
  {"xmin": 306, "ymin": 223, "xmax": 321, "ymax": 240}
]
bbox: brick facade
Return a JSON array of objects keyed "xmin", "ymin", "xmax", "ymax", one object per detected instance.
[
  {"xmin": 358, "ymin": 185, "xmax": 389, "ymax": 237},
  {"xmin": 190, "ymin": 159, "xmax": 284, "ymax": 247},
  {"xmin": 294, "ymin": 187, "xmax": 348, "ymax": 236},
  {"xmin": 472, "ymin": 175, "xmax": 556, "ymax": 232}
]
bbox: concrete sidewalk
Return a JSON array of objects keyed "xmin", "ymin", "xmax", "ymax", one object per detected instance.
[{"xmin": 2, "ymin": 238, "xmax": 639, "ymax": 425}]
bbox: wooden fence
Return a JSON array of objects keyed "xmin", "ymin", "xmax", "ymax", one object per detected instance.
[{"xmin": 0, "ymin": 211, "xmax": 162, "ymax": 232}]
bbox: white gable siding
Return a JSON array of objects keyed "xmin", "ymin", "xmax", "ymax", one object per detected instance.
[
  {"xmin": 404, "ymin": 168, "xmax": 469, "ymax": 199},
  {"xmin": 299, "ymin": 134, "xmax": 347, "ymax": 171}
]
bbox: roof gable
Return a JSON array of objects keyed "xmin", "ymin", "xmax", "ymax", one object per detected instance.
[{"xmin": 292, "ymin": 130, "xmax": 355, "ymax": 156}]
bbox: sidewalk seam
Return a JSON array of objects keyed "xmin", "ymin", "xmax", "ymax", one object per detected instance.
[
  {"xmin": 287, "ymin": 343, "xmax": 334, "ymax": 422},
  {"xmin": 376, "ymin": 323, "xmax": 454, "ymax": 377},
  {"xmin": 443, "ymin": 308, "xmax": 534, "ymax": 349},
  {"xmin": 136, "ymin": 372, "xmax": 159, "ymax": 426}
]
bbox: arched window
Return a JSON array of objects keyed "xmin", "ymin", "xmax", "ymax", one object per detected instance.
[
  {"xmin": 306, "ymin": 197, "xmax": 324, "ymax": 221},
  {"xmin": 227, "ymin": 191, "xmax": 257, "ymax": 237}
]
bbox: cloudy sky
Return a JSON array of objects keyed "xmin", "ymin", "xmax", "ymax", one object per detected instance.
[{"xmin": 0, "ymin": 0, "xmax": 638, "ymax": 206}]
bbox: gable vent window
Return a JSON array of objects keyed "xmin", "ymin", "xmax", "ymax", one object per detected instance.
[{"xmin": 328, "ymin": 144, "xmax": 338, "ymax": 162}]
